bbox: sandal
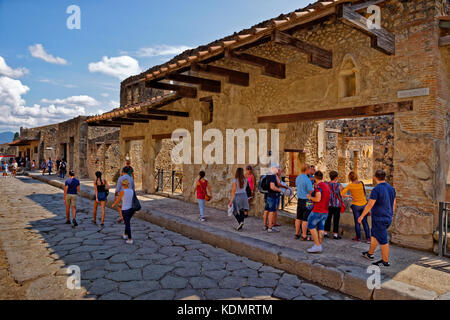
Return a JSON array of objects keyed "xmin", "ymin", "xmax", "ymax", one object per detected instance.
[{"xmin": 300, "ymin": 236, "xmax": 312, "ymax": 241}]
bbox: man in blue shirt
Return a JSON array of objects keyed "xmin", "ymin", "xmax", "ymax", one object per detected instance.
[
  {"xmin": 359, "ymin": 170, "xmax": 396, "ymax": 267},
  {"xmin": 295, "ymin": 164, "xmax": 314, "ymax": 240},
  {"xmin": 64, "ymin": 171, "xmax": 80, "ymax": 227}
]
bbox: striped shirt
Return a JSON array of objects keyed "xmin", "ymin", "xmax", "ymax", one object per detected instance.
[{"xmin": 327, "ymin": 182, "xmax": 342, "ymax": 208}]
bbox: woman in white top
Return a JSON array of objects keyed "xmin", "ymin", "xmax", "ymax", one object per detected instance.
[{"xmin": 112, "ymin": 178, "xmax": 135, "ymax": 244}]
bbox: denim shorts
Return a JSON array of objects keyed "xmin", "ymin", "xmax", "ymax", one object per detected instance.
[
  {"xmin": 97, "ymin": 191, "xmax": 107, "ymax": 202},
  {"xmin": 264, "ymin": 196, "xmax": 278, "ymax": 212},
  {"xmin": 371, "ymin": 219, "xmax": 392, "ymax": 245},
  {"xmin": 307, "ymin": 211, "xmax": 328, "ymax": 231}
]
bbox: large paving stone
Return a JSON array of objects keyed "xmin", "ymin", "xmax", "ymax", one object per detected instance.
[
  {"xmin": 226, "ymin": 261, "xmax": 247, "ymax": 271},
  {"xmin": 246, "ymin": 277, "xmax": 278, "ymax": 288},
  {"xmin": 205, "ymin": 289, "xmax": 241, "ymax": 300},
  {"xmin": 259, "ymin": 272, "xmax": 281, "ymax": 281},
  {"xmin": 109, "ymin": 253, "xmax": 135, "ymax": 263},
  {"xmin": 159, "ymin": 246, "xmax": 185, "ymax": 256},
  {"xmin": 219, "ymin": 276, "xmax": 248, "ymax": 289},
  {"xmin": 202, "ymin": 261, "xmax": 226, "ymax": 271},
  {"xmin": 273, "ymin": 285, "xmax": 303, "ymax": 300},
  {"xmin": 240, "ymin": 287, "xmax": 274, "ymax": 299},
  {"xmin": 89, "ymin": 278, "xmax": 119, "ymax": 296},
  {"xmin": 189, "ymin": 277, "xmax": 218, "ymax": 289},
  {"xmin": 299, "ymin": 283, "xmax": 328, "ymax": 297},
  {"xmin": 174, "ymin": 267, "xmax": 202, "ymax": 277},
  {"xmin": 161, "ymin": 275, "xmax": 188, "ymax": 289},
  {"xmin": 278, "ymin": 274, "xmax": 302, "ymax": 287},
  {"xmin": 203, "ymin": 270, "xmax": 229, "ymax": 280},
  {"xmin": 106, "ymin": 269, "xmax": 142, "ymax": 282},
  {"xmin": 83, "ymin": 269, "xmax": 107, "ymax": 280},
  {"xmin": 232, "ymin": 269, "xmax": 258, "ymax": 278},
  {"xmin": 136, "ymin": 290, "xmax": 175, "ymax": 300},
  {"xmin": 119, "ymin": 281, "xmax": 159, "ymax": 297},
  {"xmin": 242, "ymin": 259, "xmax": 263, "ymax": 270},
  {"xmin": 142, "ymin": 265, "xmax": 174, "ymax": 281},
  {"xmin": 62, "ymin": 252, "xmax": 92, "ymax": 264},
  {"xmin": 259, "ymin": 266, "xmax": 283, "ymax": 273},
  {"xmin": 99, "ymin": 291, "xmax": 131, "ymax": 300},
  {"xmin": 126, "ymin": 260, "xmax": 152, "ymax": 269}
]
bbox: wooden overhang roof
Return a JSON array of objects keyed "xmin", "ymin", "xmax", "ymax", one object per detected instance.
[
  {"xmin": 9, "ymin": 138, "xmax": 39, "ymax": 146},
  {"xmin": 87, "ymin": 0, "xmax": 397, "ymax": 125}
]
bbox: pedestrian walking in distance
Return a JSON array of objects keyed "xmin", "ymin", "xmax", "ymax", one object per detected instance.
[
  {"xmin": 64, "ymin": 170, "xmax": 80, "ymax": 227},
  {"xmin": 194, "ymin": 171, "xmax": 211, "ymax": 222},
  {"xmin": 112, "ymin": 179, "xmax": 135, "ymax": 244},
  {"xmin": 360, "ymin": 170, "xmax": 396, "ymax": 267},
  {"xmin": 93, "ymin": 171, "xmax": 110, "ymax": 227},
  {"xmin": 229, "ymin": 168, "xmax": 250, "ymax": 231}
]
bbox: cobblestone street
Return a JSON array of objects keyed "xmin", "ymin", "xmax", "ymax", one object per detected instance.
[{"xmin": 0, "ymin": 176, "xmax": 351, "ymax": 300}]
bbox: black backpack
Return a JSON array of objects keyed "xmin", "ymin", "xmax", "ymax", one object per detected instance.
[{"xmin": 258, "ymin": 175, "xmax": 270, "ymax": 194}]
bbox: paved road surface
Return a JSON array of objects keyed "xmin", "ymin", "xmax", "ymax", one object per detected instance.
[{"xmin": 0, "ymin": 176, "xmax": 351, "ymax": 300}]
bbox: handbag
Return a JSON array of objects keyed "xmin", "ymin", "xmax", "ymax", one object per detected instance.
[
  {"xmin": 199, "ymin": 180, "xmax": 211, "ymax": 202},
  {"xmin": 329, "ymin": 182, "xmax": 346, "ymax": 213},
  {"xmin": 131, "ymin": 191, "xmax": 141, "ymax": 212}
]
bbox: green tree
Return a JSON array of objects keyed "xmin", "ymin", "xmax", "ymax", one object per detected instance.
[{"xmin": 13, "ymin": 132, "xmax": 19, "ymax": 141}]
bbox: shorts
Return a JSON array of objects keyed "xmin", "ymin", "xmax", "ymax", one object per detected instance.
[
  {"xmin": 371, "ymin": 219, "xmax": 392, "ymax": 245},
  {"xmin": 264, "ymin": 196, "xmax": 278, "ymax": 212},
  {"xmin": 307, "ymin": 211, "xmax": 328, "ymax": 231},
  {"xmin": 296, "ymin": 199, "xmax": 312, "ymax": 221},
  {"xmin": 97, "ymin": 191, "xmax": 107, "ymax": 202},
  {"xmin": 66, "ymin": 194, "xmax": 77, "ymax": 207}
]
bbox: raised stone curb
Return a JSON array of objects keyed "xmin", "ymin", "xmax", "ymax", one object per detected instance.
[{"xmin": 26, "ymin": 173, "xmax": 442, "ymax": 300}]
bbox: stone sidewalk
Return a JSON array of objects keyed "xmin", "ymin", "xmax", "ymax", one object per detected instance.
[{"xmin": 26, "ymin": 172, "xmax": 450, "ymax": 300}]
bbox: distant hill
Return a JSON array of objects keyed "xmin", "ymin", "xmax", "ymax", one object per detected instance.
[{"xmin": 0, "ymin": 132, "xmax": 15, "ymax": 144}]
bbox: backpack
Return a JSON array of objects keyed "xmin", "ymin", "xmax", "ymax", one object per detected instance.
[{"xmin": 258, "ymin": 175, "xmax": 270, "ymax": 194}]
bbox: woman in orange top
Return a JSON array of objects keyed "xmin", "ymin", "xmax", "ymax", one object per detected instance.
[{"xmin": 341, "ymin": 172, "xmax": 371, "ymax": 243}]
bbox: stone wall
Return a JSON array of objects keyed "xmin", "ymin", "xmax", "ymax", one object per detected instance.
[
  {"xmin": 0, "ymin": 144, "xmax": 17, "ymax": 156},
  {"xmin": 118, "ymin": 0, "xmax": 449, "ymax": 251},
  {"xmin": 87, "ymin": 127, "xmax": 120, "ymax": 183},
  {"xmin": 20, "ymin": 124, "xmax": 58, "ymax": 163}
]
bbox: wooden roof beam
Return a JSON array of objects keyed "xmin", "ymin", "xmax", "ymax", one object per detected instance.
[
  {"xmin": 258, "ymin": 101, "xmax": 413, "ymax": 124},
  {"xmin": 191, "ymin": 63, "xmax": 249, "ymax": 87},
  {"xmin": 92, "ymin": 121, "xmax": 134, "ymax": 127},
  {"xmin": 112, "ymin": 117, "xmax": 149, "ymax": 124},
  {"xmin": 151, "ymin": 95, "xmax": 183, "ymax": 110},
  {"xmin": 439, "ymin": 35, "xmax": 450, "ymax": 47},
  {"xmin": 145, "ymin": 81, "xmax": 197, "ymax": 98},
  {"xmin": 167, "ymin": 74, "xmax": 221, "ymax": 93},
  {"xmin": 225, "ymin": 50, "xmax": 286, "ymax": 79},
  {"xmin": 146, "ymin": 109, "xmax": 189, "ymax": 117},
  {"xmin": 272, "ymin": 30, "xmax": 332, "ymax": 69},
  {"xmin": 337, "ymin": 3, "xmax": 395, "ymax": 55},
  {"xmin": 126, "ymin": 114, "xmax": 168, "ymax": 121}
]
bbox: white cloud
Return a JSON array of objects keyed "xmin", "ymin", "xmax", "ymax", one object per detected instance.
[
  {"xmin": 88, "ymin": 56, "xmax": 141, "ymax": 80},
  {"xmin": 41, "ymin": 95, "xmax": 99, "ymax": 107},
  {"xmin": 135, "ymin": 45, "xmax": 191, "ymax": 58},
  {"xmin": 101, "ymin": 93, "xmax": 109, "ymax": 97},
  {"xmin": 0, "ymin": 74, "xmax": 98, "ymax": 131},
  {"xmin": 29, "ymin": 44, "xmax": 67, "ymax": 65},
  {"xmin": 0, "ymin": 56, "xmax": 29, "ymax": 78}
]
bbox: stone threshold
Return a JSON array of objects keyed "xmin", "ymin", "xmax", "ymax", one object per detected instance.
[{"xmin": 25, "ymin": 172, "xmax": 450, "ymax": 301}]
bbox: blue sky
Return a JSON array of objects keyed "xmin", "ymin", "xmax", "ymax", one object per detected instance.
[{"xmin": 0, "ymin": 0, "xmax": 310, "ymax": 133}]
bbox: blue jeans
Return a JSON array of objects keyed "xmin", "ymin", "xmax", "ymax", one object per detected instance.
[
  {"xmin": 351, "ymin": 205, "xmax": 371, "ymax": 240},
  {"xmin": 307, "ymin": 212, "xmax": 328, "ymax": 231},
  {"xmin": 197, "ymin": 199, "xmax": 205, "ymax": 218},
  {"xmin": 122, "ymin": 209, "xmax": 134, "ymax": 240}
]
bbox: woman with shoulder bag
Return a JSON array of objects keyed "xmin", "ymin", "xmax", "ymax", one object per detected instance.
[
  {"xmin": 324, "ymin": 171, "xmax": 344, "ymax": 240},
  {"xmin": 194, "ymin": 171, "xmax": 212, "ymax": 222},
  {"xmin": 93, "ymin": 171, "xmax": 110, "ymax": 227},
  {"xmin": 229, "ymin": 168, "xmax": 250, "ymax": 231},
  {"xmin": 341, "ymin": 171, "xmax": 371, "ymax": 243}
]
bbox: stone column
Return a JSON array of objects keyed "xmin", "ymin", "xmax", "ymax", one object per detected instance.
[{"xmin": 142, "ymin": 136, "xmax": 156, "ymax": 194}]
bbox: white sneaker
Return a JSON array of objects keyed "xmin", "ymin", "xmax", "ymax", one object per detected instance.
[
  {"xmin": 268, "ymin": 227, "xmax": 280, "ymax": 233},
  {"xmin": 126, "ymin": 239, "xmax": 134, "ymax": 245},
  {"xmin": 307, "ymin": 245, "xmax": 323, "ymax": 254},
  {"xmin": 200, "ymin": 218, "xmax": 206, "ymax": 222},
  {"xmin": 122, "ymin": 234, "xmax": 128, "ymax": 240},
  {"xmin": 237, "ymin": 222, "xmax": 244, "ymax": 231}
]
